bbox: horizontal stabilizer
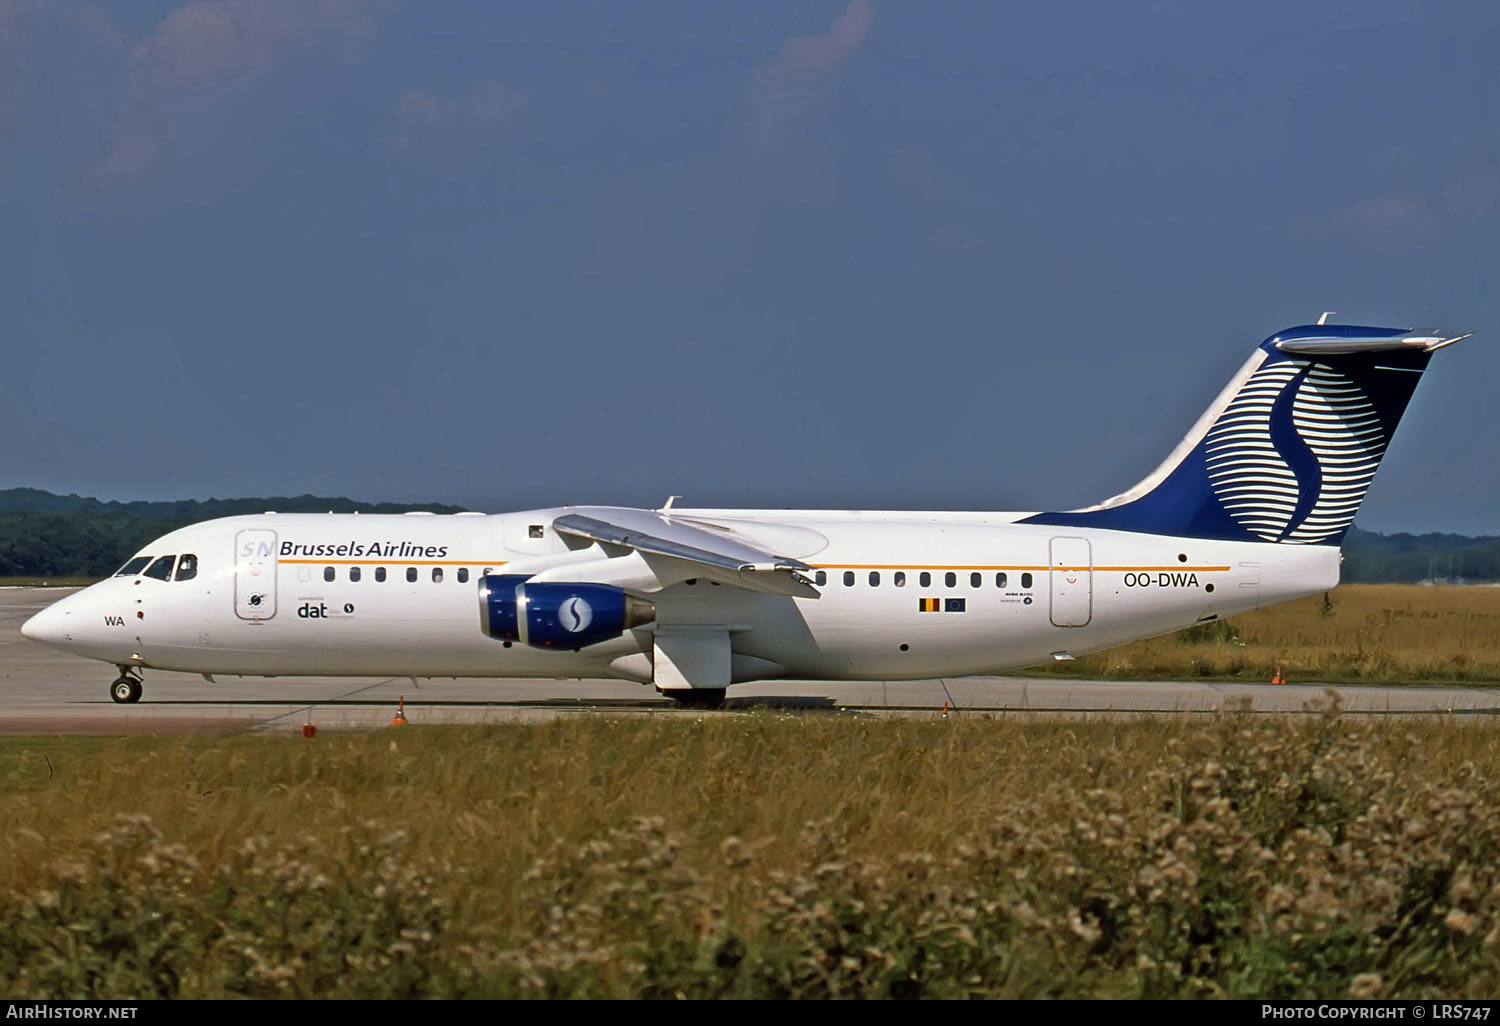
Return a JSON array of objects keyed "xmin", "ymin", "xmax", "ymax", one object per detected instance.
[{"xmin": 1275, "ymin": 332, "xmax": 1472, "ymax": 355}]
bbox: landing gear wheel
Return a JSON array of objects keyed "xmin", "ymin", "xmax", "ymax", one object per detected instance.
[
  {"xmin": 110, "ymin": 677, "xmax": 143, "ymax": 704},
  {"xmin": 669, "ymin": 689, "xmax": 727, "ymax": 711}
]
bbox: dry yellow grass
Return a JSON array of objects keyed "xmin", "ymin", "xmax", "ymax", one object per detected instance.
[
  {"xmin": 1030, "ymin": 584, "xmax": 1500, "ymax": 683},
  {"xmin": 4, "ymin": 710, "xmax": 1500, "ymax": 997},
  {"xmin": 0, "ymin": 719, "xmax": 1126, "ymax": 907}
]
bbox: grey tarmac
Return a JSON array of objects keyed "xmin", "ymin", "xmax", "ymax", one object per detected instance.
[{"xmin": 3, "ymin": 588, "xmax": 1499, "ymax": 735}]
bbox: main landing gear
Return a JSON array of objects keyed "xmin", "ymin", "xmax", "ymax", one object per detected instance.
[{"xmin": 110, "ymin": 667, "xmax": 143, "ymax": 704}]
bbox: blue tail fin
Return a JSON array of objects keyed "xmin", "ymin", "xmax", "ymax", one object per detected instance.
[{"xmin": 1023, "ymin": 322, "xmax": 1471, "ymax": 545}]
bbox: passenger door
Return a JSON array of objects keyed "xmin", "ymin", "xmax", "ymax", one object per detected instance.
[
  {"xmin": 235, "ymin": 529, "xmax": 278, "ymax": 620},
  {"xmin": 1049, "ymin": 537, "xmax": 1092, "ymax": 627}
]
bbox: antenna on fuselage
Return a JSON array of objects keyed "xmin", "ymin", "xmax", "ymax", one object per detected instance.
[
  {"xmin": 1317, "ymin": 311, "xmax": 1335, "ymax": 325},
  {"xmin": 659, "ymin": 495, "xmax": 681, "ymax": 513}
]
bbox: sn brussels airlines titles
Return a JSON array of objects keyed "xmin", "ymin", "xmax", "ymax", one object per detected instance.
[
  {"xmin": 279, "ymin": 540, "xmax": 450, "ymax": 559},
  {"xmin": 19, "ymin": 319, "xmax": 1477, "ymax": 710}
]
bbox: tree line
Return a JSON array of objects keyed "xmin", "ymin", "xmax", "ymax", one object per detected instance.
[
  {"xmin": 0, "ymin": 490, "xmax": 465, "ymax": 577},
  {"xmin": 0, "ymin": 490, "xmax": 1492, "ymax": 582}
]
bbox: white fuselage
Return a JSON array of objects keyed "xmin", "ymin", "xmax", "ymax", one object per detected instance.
[{"xmin": 24, "ymin": 508, "xmax": 1338, "ymax": 684}]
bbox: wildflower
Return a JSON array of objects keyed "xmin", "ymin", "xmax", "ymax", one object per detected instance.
[
  {"xmin": 1266, "ymin": 885, "xmax": 1295, "ymax": 912},
  {"xmin": 1068, "ymin": 912, "xmax": 1102, "ymax": 945},
  {"xmin": 1444, "ymin": 909, "xmax": 1478, "ymax": 935}
]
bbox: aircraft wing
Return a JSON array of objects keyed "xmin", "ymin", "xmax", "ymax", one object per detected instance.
[{"xmin": 550, "ymin": 509, "xmax": 819, "ymax": 597}]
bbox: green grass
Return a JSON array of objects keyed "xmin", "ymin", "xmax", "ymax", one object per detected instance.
[{"xmin": 3, "ymin": 710, "xmax": 1500, "ymax": 998}]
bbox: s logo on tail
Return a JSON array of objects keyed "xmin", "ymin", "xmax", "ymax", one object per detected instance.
[{"xmin": 1206, "ymin": 360, "xmax": 1385, "ymax": 543}]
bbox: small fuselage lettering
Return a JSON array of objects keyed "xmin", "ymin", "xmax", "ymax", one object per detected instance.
[{"xmin": 1122, "ymin": 571, "xmax": 1200, "ymax": 588}]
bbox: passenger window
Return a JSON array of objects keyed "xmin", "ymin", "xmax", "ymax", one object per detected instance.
[
  {"xmin": 869, "ymin": 571, "xmax": 880, "ymax": 587},
  {"xmin": 894, "ymin": 572, "xmax": 906, "ymax": 587},
  {"xmin": 944, "ymin": 572, "xmax": 956, "ymax": 588},
  {"xmin": 458, "ymin": 568, "xmax": 469, "ymax": 583},
  {"xmin": 406, "ymin": 567, "xmax": 418, "ymax": 583},
  {"xmin": 324, "ymin": 566, "xmax": 335, "ymax": 583},
  {"xmin": 996, "ymin": 572, "xmax": 1008, "ymax": 588},
  {"xmin": 815, "ymin": 570, "xmax": 827, "ymax": 586},
  {"xmin": 349, "ymin": 567, "xmax": 361, "ymax": 582},
  {"xmin": 919, "ymin": 572, "xmax": 931, "ymax": 588},
  {"xmin": 970, "ymin": 572, "xmax": 981, "ymax": 588},
  {"xmin": 174, "ymin": 554, "xmax": 198, "ymax": 582},
  {"xmin": 375, "ymin": 567, "xmax": 387, "ymax": 582},
  {"xmin": 843, "ymin": 571, "xmax": 855, "ymax": 587},
  {"xmin": 1021, "ymin": 572, "xmax": 1033, "ymax": 588},
  {"xmin": 432, "ymin": 567, "xmax": 444, "ymax": 583},
  {"xmin": 115, "ymin": 556, "xmax": 152, "ymax": 577},
  {"xmin": 143, "ymin": 555, "xmax": 176, "ymax": 581}
]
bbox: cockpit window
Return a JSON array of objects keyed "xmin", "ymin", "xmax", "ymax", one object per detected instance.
[
  {"xmin": 175, "ymin": 554, "xmax": 198, "ymax": 582},
  {"xmin": 115, "ymin": 556, "xmax": 152, "ymax": 577},
  {"xmin": 143, "ymin": 555, "xmax": 176, "ymax": 581}
]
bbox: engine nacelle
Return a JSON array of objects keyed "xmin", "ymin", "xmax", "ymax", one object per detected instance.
[{"xmin": 479, "ymin": 573, "xmax": 654, "ymax": 650}]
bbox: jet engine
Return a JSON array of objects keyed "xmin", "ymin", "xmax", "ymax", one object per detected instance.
[{"xmin": 479, "ymin": 573, "xmax": 654, "ymax": 650}]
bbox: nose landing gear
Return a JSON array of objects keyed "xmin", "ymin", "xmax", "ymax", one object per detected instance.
[{"xmin": 110, "ymin": 667, "xmax": 143, "ymax": 704}]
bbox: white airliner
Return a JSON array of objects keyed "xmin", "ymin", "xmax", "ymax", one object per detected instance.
[{"xmin": 21, "ymin": 320, "xmax": 1472, "ymax": 708}]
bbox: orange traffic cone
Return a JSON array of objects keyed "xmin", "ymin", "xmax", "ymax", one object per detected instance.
[
  {"xmin": 941, "ymin": 700, "xmax": 949, "ymax": 719},
  {"xmin": 391, "ymin": 695, "xmax": 409, "ymax": 726},
  {"xmin": 1270, "ymin": 665, "xmax": 1286, "ymax": 685}
]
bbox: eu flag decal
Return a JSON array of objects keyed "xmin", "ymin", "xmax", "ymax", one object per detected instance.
[{"xmin": 945, "ymin": 598, "xmax": 967, "ymax": 613}]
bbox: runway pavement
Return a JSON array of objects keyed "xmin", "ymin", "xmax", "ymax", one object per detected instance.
[{"xmin": 4, "ymin": 587, "xmax": 1499, "ymax": 735}]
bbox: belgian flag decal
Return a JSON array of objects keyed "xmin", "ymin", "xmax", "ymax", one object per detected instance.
[{"xmin": 919, "ymin": 597, "xmax": 940, "ymax": 612}]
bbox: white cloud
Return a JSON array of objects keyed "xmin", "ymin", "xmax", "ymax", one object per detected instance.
[
  {"xmin": 742, "ymin": 0, "xmax": 874, "ymax": 158},
  {"xmin": 382, "ymin": 79, "xmax": 530, "ymax": 157}
]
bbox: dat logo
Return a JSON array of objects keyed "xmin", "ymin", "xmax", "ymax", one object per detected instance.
[
  {"xmin": 298, "ymin": 601, "xmax": 356, "ymax": 619},
  {"xmin": 558, "ymin": 596, "xmax": 593, "ymax": 633}
]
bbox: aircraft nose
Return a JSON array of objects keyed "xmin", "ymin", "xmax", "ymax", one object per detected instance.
[{"xmin": 21, "ymin": 604, "xmax": 69, "ymax": 647}]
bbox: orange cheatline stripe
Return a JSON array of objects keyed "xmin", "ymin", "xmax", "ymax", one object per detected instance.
[
  {"xmin": 1095, "ymin": 565, "xmax": 1230, "ymax": 572},
  {"xmin": 813, "ymin": 563, "xmax": 1230, "ymax": 572},
  {"xmin": 815, "ymin": 563, "xmax": 1044, "ymax": 571},
  {"xmin": 278, "ymin": 559, "xmax": 509, "ymax": 566}
]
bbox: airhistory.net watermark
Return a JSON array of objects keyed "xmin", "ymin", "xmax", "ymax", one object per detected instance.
[{"xmin": 4, "ymin": 1007, "xmax": 137, "ymax": 1020}]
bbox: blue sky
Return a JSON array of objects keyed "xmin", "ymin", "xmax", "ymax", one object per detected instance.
[{"xmin": 2, "ymin": 1, "xmax": 1497, "ymax": 532}]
